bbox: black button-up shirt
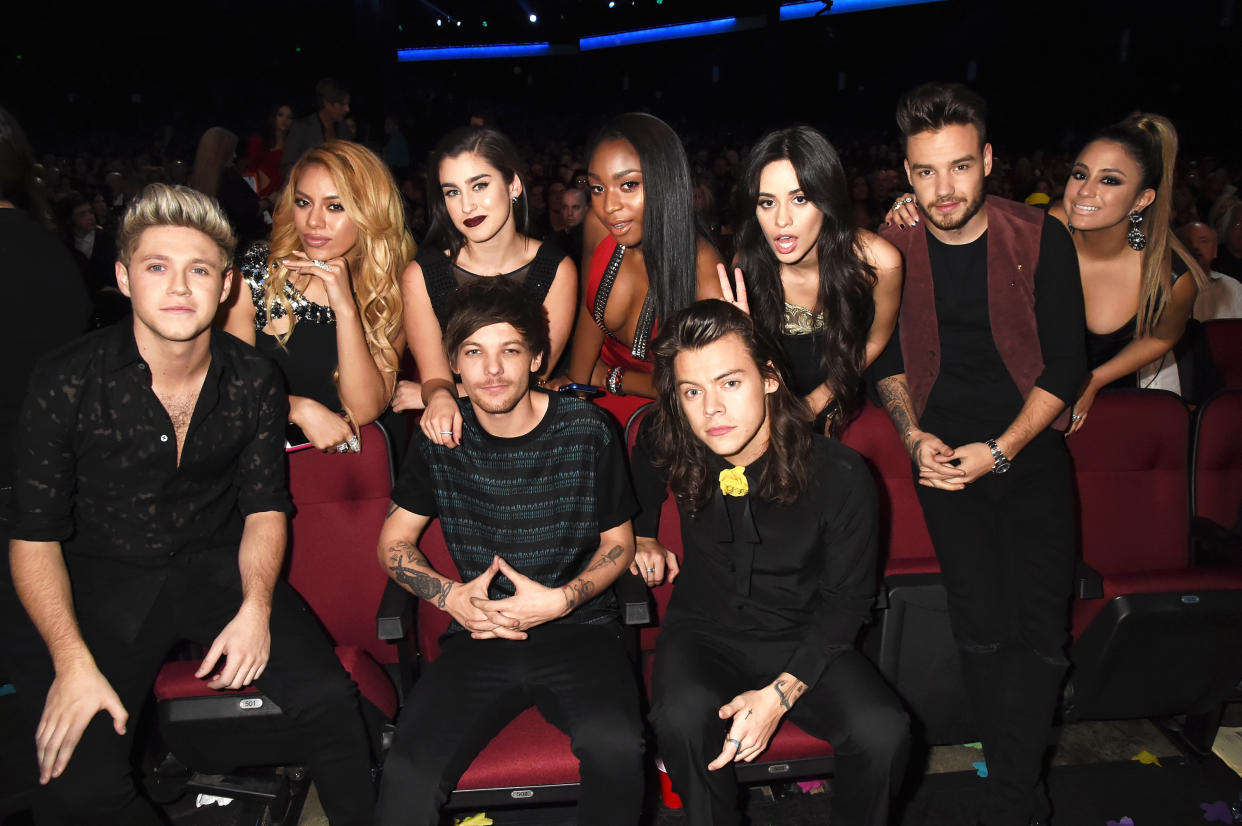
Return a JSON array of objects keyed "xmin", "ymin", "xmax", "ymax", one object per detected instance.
[
  {"xmin": 632, "ymin": 432, "xmax": 879, "ymax": 690},
  {"xmin": 11, "ymin": 322, "xmax": 292, "ymax": 639}
]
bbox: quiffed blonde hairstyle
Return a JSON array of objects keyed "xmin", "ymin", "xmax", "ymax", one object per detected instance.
[
  {"xmin": 266, "ymin": 140, "xmax": 415, "ymax": 377},
  {"xmin": 1090, "ymin": 113, "xmax": 1206, "ymax": 336},
  {"xmin": 117, "ymin": 183, "xmax": 236, "ymax": 270}
]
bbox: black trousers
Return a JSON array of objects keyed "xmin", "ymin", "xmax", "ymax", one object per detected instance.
[
  {"xmin": 0, "ymin": 550, "xmax": 375, "ymax": 826},
  {"xmin": 915, "ymin": 432, "xmax": 1075, "ymax": 826},
  {"xmin": 649, "ymin": 621, "xmax": 910, "ymax": 826},
  {"xmin": 375, "ymin": 621, "xmax": 645, "ymax": 826}
]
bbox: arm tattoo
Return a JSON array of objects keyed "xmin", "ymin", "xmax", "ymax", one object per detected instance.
[
  {"xmin": 562, "ymin": 580, "xmax": 596, "ymax": 612},
  {"xmin": 876, "ymin": 375, "xmax": 920, "ymax": 453},
  {"xmin": 772, "ymin": 679, "xmax": 805, "ymax": 711},
  {"xmin": 387, "ymin": 545, "xmax": 452, "ymax": 607},
  {"xmin": 385, "ymin": 500, "xmax": 399, "ymax": 518},
  {"xmin": 585, "ymin": 544, "xmax": 624, "ymax": 573}
]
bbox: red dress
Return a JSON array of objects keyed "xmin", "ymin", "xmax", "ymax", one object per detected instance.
[{"xmin": 585, "ymin": 235, "xmax": 655, "ymax": 374}]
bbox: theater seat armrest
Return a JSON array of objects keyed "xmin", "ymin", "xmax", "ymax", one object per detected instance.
[
  {"xmin": 614, "ymin": 570, "xmax": 653, "ymax": 626},
  {"xmin": 1075, "ymin": 560, "xmax": 1103, "ymax": 600},
  {"xmin": 377, "ymin": 579, "xmax": 414, "ymax": 641},
  {"xmin": 1191, "ymin": 516, "xmax": 1242, "ymax": 567}
]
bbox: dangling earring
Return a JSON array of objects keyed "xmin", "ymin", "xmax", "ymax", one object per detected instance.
[{"xmin": 1127, "ymin": 211, "xmax": 1147, "ymax": 251}]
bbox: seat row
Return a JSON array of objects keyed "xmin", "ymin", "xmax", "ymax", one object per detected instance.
[{"xmin": 147, "ymin": 387, "xmax": 1242, "ymax": 816}]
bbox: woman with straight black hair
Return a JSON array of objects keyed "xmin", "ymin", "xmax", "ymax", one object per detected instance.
[
  {"xmin": 548, "ymin": 112, "xmax": 724, "ymax": 402},
  {"xmin": 730, "ymin": 125, "xmax": 902, "ymax": 435},
  {"xmin": 395, "ymin": 125, "xmax": 576, "ymax": 448}
]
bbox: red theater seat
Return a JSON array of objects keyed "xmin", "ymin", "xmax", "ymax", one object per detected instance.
[
  {"xmin": 1063, "ymin": 391, "xmax": 1242, "ymax": 741},
  {"xmin": 1192, "ymin": 389, "xmax": 1242, "ymax": 560},
  {"xmin": 152, "ymin": 424, "xmax": 401, "ymax": 797}
]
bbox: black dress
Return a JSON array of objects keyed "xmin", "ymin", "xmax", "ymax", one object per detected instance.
[
  {"xmin": 241, "ymin": 243, "xmax": 342, "ymax": 412},
  {"xmin": 419, "ymin": 241, "xmax": 566, "ymax": 327},
  {"xmin": 1084, "ymin": 266, "xmax": 1186, "ymax": 390}
]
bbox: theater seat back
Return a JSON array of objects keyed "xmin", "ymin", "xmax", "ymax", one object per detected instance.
[
  {"xmin": 1066, "ymin": 390, "xmax": 1190, "ymax": 575},
  {"xmin": 1204, "ymin": 319, "xmax": 1242, "ymax": 390},
  {"xmin": 1193, "ymin": 389, "xmax": 1242, "ymax": 529},
  {"xmin": 840, "ymin": 403, "xmax": 939, "ymax": 575}
]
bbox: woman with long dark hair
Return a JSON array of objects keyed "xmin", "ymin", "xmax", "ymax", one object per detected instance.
[
  {"xmin": 547, "ymin": 112, "xmax": 724, "ymax": 401},
  {"xmin": 730, "ymin": 125, "xmax": 902, "ymax": 435},
  {"xmin": 247, "ymin": 103, "xmax": 294, "ymax": 200},
  {"xmin": 1052, "ymin": 113, "xmax": 1204, "ymax": 432},
  {"xmin": 395, "ymin": 125, "xmax": 576, "ymax": 448}
]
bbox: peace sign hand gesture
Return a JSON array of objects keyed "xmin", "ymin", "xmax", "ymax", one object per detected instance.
[{"xmin": 716, "ymin": 263, "xmax": 750, "ymax": 316}]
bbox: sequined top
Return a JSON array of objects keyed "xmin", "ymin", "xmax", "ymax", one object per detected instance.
[
  {"xmin": 782, "ymin": 301, "xmax": 825, "ymax": 336},
  {"xmin": 241, "ymin": 244, "xmax": 336, "ymax": 329},
  {"xmin": 241, "ymin": 243, "xmax": 342, "ymax": 412},
  {"xmin": 585, "ymin": 235, "xmax": 656, "ymax": 373}
]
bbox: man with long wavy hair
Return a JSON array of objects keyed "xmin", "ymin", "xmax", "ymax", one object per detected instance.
[{"xmin": 631, "ymin": 299, "xmax": 909, "ymax": 826}]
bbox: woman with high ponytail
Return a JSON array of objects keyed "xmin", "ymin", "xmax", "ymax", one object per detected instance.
[{"xmin": 1052, "ymin": 112, "xmax": 1205, "ymax": 434}]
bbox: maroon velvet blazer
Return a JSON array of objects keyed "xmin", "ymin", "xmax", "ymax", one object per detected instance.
[{"xmin": 880, "ymin": 195, "xmax": 1071, "ymax": 432}]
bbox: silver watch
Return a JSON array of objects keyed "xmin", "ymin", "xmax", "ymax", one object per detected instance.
[{"xmin": 986, "ymin": 438, "xmax": 1011, "ymax": 474}]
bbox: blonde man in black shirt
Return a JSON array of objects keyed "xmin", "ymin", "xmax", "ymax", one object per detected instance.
[{"xmin": 9, "ymin": 184, "xmax": 374, "ymax": 825}]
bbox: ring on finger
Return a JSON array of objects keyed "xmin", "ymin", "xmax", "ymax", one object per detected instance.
[
  {"xmin": 438, "ymin": 430, "xmax": 454, "ymax": 435},
  {"xmin": 726, "ymin": 737, "xmax": 742, "ymax": 749},
  {"xmin": 311, "ymin": 258, "xmax": 332, "ymax": 272}
]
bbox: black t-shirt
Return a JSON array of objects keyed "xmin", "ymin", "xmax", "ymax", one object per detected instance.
[
  {"xmin": 875, "ymin": 213, "xmax": 1084, "ymax": 445},
  {"xmin": 392, "ymin": 390, "xmax": 637, "ymax": 634}
]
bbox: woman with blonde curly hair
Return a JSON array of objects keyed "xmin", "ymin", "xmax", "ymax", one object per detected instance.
[{"xmin": 224, "ymin": 139, "xmax": 415, "ymax": 451}]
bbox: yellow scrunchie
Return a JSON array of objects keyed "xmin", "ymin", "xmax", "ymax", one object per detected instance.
[{"xmin": 718, "ymin": 465, "xmax": 749, "ymax": 497}]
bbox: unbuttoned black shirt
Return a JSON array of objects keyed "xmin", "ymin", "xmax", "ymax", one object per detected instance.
[{"xmin": 11, "ymin": 322, "xmax": 292, "ymax": 639}]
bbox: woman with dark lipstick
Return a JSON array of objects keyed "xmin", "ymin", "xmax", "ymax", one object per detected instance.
[
  {"xmin": 547, "ymin": 113, "xmax": 725, "ymax": 404},
  {"xmin": 730, "ymin": 126, "xmax": 902, "ymax": 435},
  {"xmin": 395, "ymin": 126, "xmax": 576, "ymax": 449},
  {"xmin": 224, "ymin": 140, "xmax": 414, "ymax": 452}
]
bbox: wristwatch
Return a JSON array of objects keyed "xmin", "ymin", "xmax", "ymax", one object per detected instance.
[{"xmin": 985, "ymin": 438, "xmax": 1011, "ymax": 474}]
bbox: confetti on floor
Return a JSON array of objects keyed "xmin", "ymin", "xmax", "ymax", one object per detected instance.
[
  {"xmin": 972, "ymin": 761, "xmax": 988, "ymax": 778},
  {"xmin": 1105, "ymin": 817, "xmax": 1134, "ymax": 826},
  {"xmin": 1200, "ymin": 800, "xmax": 1233, "ymax": 822},
  {"xmin": 1130, "ymin": 750, "xmax": 1162, "ymax": 767}
]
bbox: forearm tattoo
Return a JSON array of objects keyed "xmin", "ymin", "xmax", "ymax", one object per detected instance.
[
  {"xmin": 387, "ymin": 543, "xmax": 452, "ymax": 607},
  {"xmin": 585, "ymin": 544, "xmax": 624, "ymax": 573},
  {"xmin": 877, "ymin": 375, "xmax": 920, "ymax": 453},
  {"xmin": 562, "ymin": 580, "xmax": 596, "ymax": 612},
  {"xmin": 772, "ymin": 679, "xmax": 805, "ymax": 711}
]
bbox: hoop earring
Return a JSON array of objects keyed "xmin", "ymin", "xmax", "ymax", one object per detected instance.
[{"xmin": 1127, "ymin": 211, "xmax": 1147, "ymax": 251}]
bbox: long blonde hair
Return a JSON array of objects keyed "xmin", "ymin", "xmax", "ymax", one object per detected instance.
[
  {"xmin": 1093, "ymin": 113, "xmax": 1205, "ymax": 336},
  {"xmin": 266, "ymin": 140, "xmax": 415, "ymax": 378}
]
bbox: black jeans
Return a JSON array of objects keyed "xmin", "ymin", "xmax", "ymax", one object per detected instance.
[
  {"xmin": 375, "ymin": 621, "xmax": 645, "ymax": 826},
  {"xmin": 649, "ymin": 621, "xmax": 910, "ymax": 826},
  {"xmin": 3, "ymin": 552, "xmax": 375, "ymax": 826},
  {"xmin": 915, "ymin": 431, "xmax": 1075, "ymax": 826}
]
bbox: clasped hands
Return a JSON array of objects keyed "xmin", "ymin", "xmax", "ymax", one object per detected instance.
[
  {"xmin": 908, "ymin": 429, "xmax": 998, "ymax": 490},
  {"xmin": 707, "ymin": 682, "xmax": 789, "ymax": 771},
  {"xmin": 445, "ymin": 555, "xmax": 564, "ymax": 640}
]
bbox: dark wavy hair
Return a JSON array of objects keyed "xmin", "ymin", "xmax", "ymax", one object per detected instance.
[
  {"xmin": 424, "ymin": 125, "xmax": 530, "ymax": 263},
  {"xmin": 647, "ymin": 300, "xmax": 812, "ymax": 513},
  {"xmin": 587, "ymin": 112, "xmax": 705, "ymax": 322},
  {"xmin": 733, "ymin": 126, "xmax": 876, "ymax": 436}
]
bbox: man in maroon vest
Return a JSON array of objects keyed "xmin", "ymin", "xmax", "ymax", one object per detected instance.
[{"xmin": 874, "ymin": 83, "xmax": 1086, "ymax": 826}]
